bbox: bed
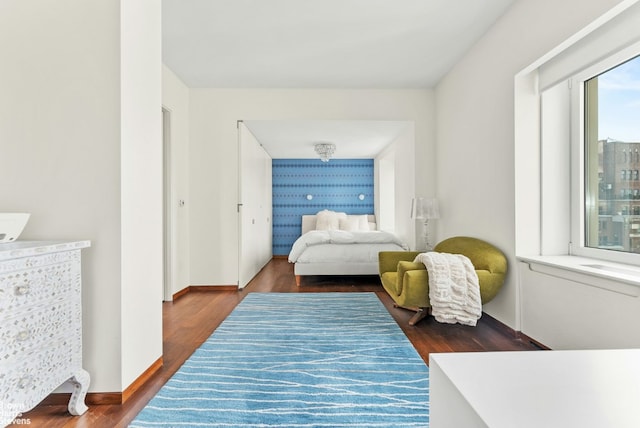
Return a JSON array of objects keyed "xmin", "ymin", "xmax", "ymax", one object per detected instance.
[{"xmin": 288, "ymin": 210, "xmax": 409, "ymax": 286}]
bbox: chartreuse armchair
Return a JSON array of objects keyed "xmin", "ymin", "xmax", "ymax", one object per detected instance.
[{"xmin": 378, "ymin": 236, "xmax": 507, "ymax": 325}]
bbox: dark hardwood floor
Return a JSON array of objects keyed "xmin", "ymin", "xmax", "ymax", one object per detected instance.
[{"xmin": 21, "ymin": 258, "xmax": 538, "ymax": 427}]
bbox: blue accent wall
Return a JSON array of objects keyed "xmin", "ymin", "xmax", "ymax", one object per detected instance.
[{"xmin": 272, "ymin": 159, "xmax": 374, "ymax": 255}]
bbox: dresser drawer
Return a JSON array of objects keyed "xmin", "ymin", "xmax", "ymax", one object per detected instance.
[
  {"xmin": 0, "ymin": 250, "xmax": 81, "ymax": 313},
  {"xmin": 0, "ymin": 247, "xmax": 80, "ymax": 274},
  {"xmin": 0, "ymin": 336, "xmax": 83, "ymax": 413},
  {"xmin": 0, "ymin": 296, "xmax": 80, "ymax": 363}
]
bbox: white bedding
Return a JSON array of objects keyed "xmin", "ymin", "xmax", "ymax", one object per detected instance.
[
  {"xmin": 290, "ymin": 212, "xmax": 408, "ymax": 281},
  {"xmin": 288, "ymin": 230, "xmax": 408, "ymax": 263}
]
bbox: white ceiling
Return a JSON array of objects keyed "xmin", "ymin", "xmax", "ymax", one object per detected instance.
[
  {"xmin": 244, "ymin": 120, "xmax": 411, "ymax": 159},
  {"xmin": 162, "ymin": 0, "xmax": 515, "ymax": 157},
  {"xmin": 162, "ymin": 0, "xmax": 515, "ymax": 89}
]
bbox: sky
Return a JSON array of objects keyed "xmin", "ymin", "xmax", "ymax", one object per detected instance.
[{"xmin": 597, "ymin": 54, "xmax": 640, "ymax": 142}]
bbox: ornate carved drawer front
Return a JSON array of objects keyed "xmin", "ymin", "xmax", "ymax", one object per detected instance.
[
  {"xmin": 0, "ymin": 337, "xmax": 81, "ymax": 410},
  {"xmin": 0, "ymin": 249, "xmax": 80, "ymax": 314},
  {"xmin": 0, "ymin": 241, "xmax": 90, "ymax": 426},
  {"xmin": 1, "ymin": 298, "xmax": 80, "ymax": 362}
]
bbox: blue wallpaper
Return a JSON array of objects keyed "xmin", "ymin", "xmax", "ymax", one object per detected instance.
[{"xmin": 272, "ymin": 159, "xmax": 374, "ymax": 255}]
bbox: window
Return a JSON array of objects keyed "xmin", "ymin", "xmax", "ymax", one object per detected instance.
[
  {"xmin": 579, "ymin": 50, "xmax": 640, "ymax": 257},
  {"xmin": 516, "ymin": 3, "xmax": 640, "ymax": 264}
]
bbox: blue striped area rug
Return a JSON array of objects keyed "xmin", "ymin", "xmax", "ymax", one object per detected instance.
[{"xmin": 130, "ymin": 292, "xmax": 429, "ymax": 427}]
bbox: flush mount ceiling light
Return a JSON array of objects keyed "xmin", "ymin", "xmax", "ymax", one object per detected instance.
[{"xmin": 314, "ymin": 143, "xmax": 336, "ymax": 162}]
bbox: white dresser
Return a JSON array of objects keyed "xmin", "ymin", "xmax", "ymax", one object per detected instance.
[{"xmin": 0, "ymin": 241, "xmax": 90, "ymax": 426}]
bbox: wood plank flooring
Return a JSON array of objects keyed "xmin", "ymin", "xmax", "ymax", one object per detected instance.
[{"xmin": 21, "ymin": 258, "xmax": 538, "ymax": 427}]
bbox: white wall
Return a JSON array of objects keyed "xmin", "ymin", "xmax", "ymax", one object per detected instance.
[
  {"xmin": 1, "ymin": 0, "xmax": 163, "ymax": 393},
  {"xmin": 376, "ymin": 124, "xmax": 417, "ymax": 249},
  {"xmin": 189, "ymin": 89, "xmax": 434, "ymax": 285},
  {"xmin": 376, "ymin": 152, "xmax": 396, "ymax": 234},
  {"xmin": 435, "ymin": 0, "xmax": 622, "ymax": 328},
  {"xmin": 162, "ymin": 65, "xmax": 191, "ymax": 297},
  {"xmin": 0, "ymin": 0, "xmax": 123, "ymax": 393},
  {"xmin": 120, "ymin": 0, "xmax": 163, "ymax": 390},
  {"xmin": 519, "ymin": 261, "xmax": 640, "ymax": 349}
]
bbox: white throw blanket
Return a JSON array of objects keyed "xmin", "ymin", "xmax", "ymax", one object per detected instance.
[{"xmin": 414, "ymin": 252, "xmax": 482, "ymax": 326}]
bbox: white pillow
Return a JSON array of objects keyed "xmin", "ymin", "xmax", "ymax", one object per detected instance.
[
  {"xmin": 338, "ymin": 217, "xmax": 359, "ymax": 231},
  {"xmin": 315, "ymin": 210, "xmax": 346, "ymax": 230},
  {"xmin": 339, "ymin": 214, "xmax": 369, "ymax": 231}
]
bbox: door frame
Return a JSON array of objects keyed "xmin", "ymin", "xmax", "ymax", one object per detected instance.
[{"xmin": 162, "ymin": 106, "xmax": 173, "ymax": 301}]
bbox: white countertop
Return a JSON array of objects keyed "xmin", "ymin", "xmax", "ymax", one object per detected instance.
[
  {"xmin": 0, "ymin": 240, "xmax": 91, "ymax": 261},
  {"xmin": 430, "ymin": 349, "xmax": 640, "ymax": 428}
]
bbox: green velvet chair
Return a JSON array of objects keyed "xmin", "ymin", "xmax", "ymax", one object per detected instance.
[{"xmin": 378, "ymin": 236, "xmax": 507, "ymax": 325}]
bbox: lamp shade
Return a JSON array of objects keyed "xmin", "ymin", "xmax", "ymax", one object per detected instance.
[
  {"xmin": 424, "ymin": 198, "xmax": 440, "ymax": 219},
  {"xmin": 412, "ymin": 197, "xmax": 439, "ymax": 220}
]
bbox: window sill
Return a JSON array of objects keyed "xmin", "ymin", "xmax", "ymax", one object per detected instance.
[{"xmin": 517, "ymin": 255, "xmax": 640, "ymax": 297}]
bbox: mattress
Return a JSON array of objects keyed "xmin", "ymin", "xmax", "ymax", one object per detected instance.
[{"xmin": 289, "ymin": 229, "xmax": 408, "ymax": 277}]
